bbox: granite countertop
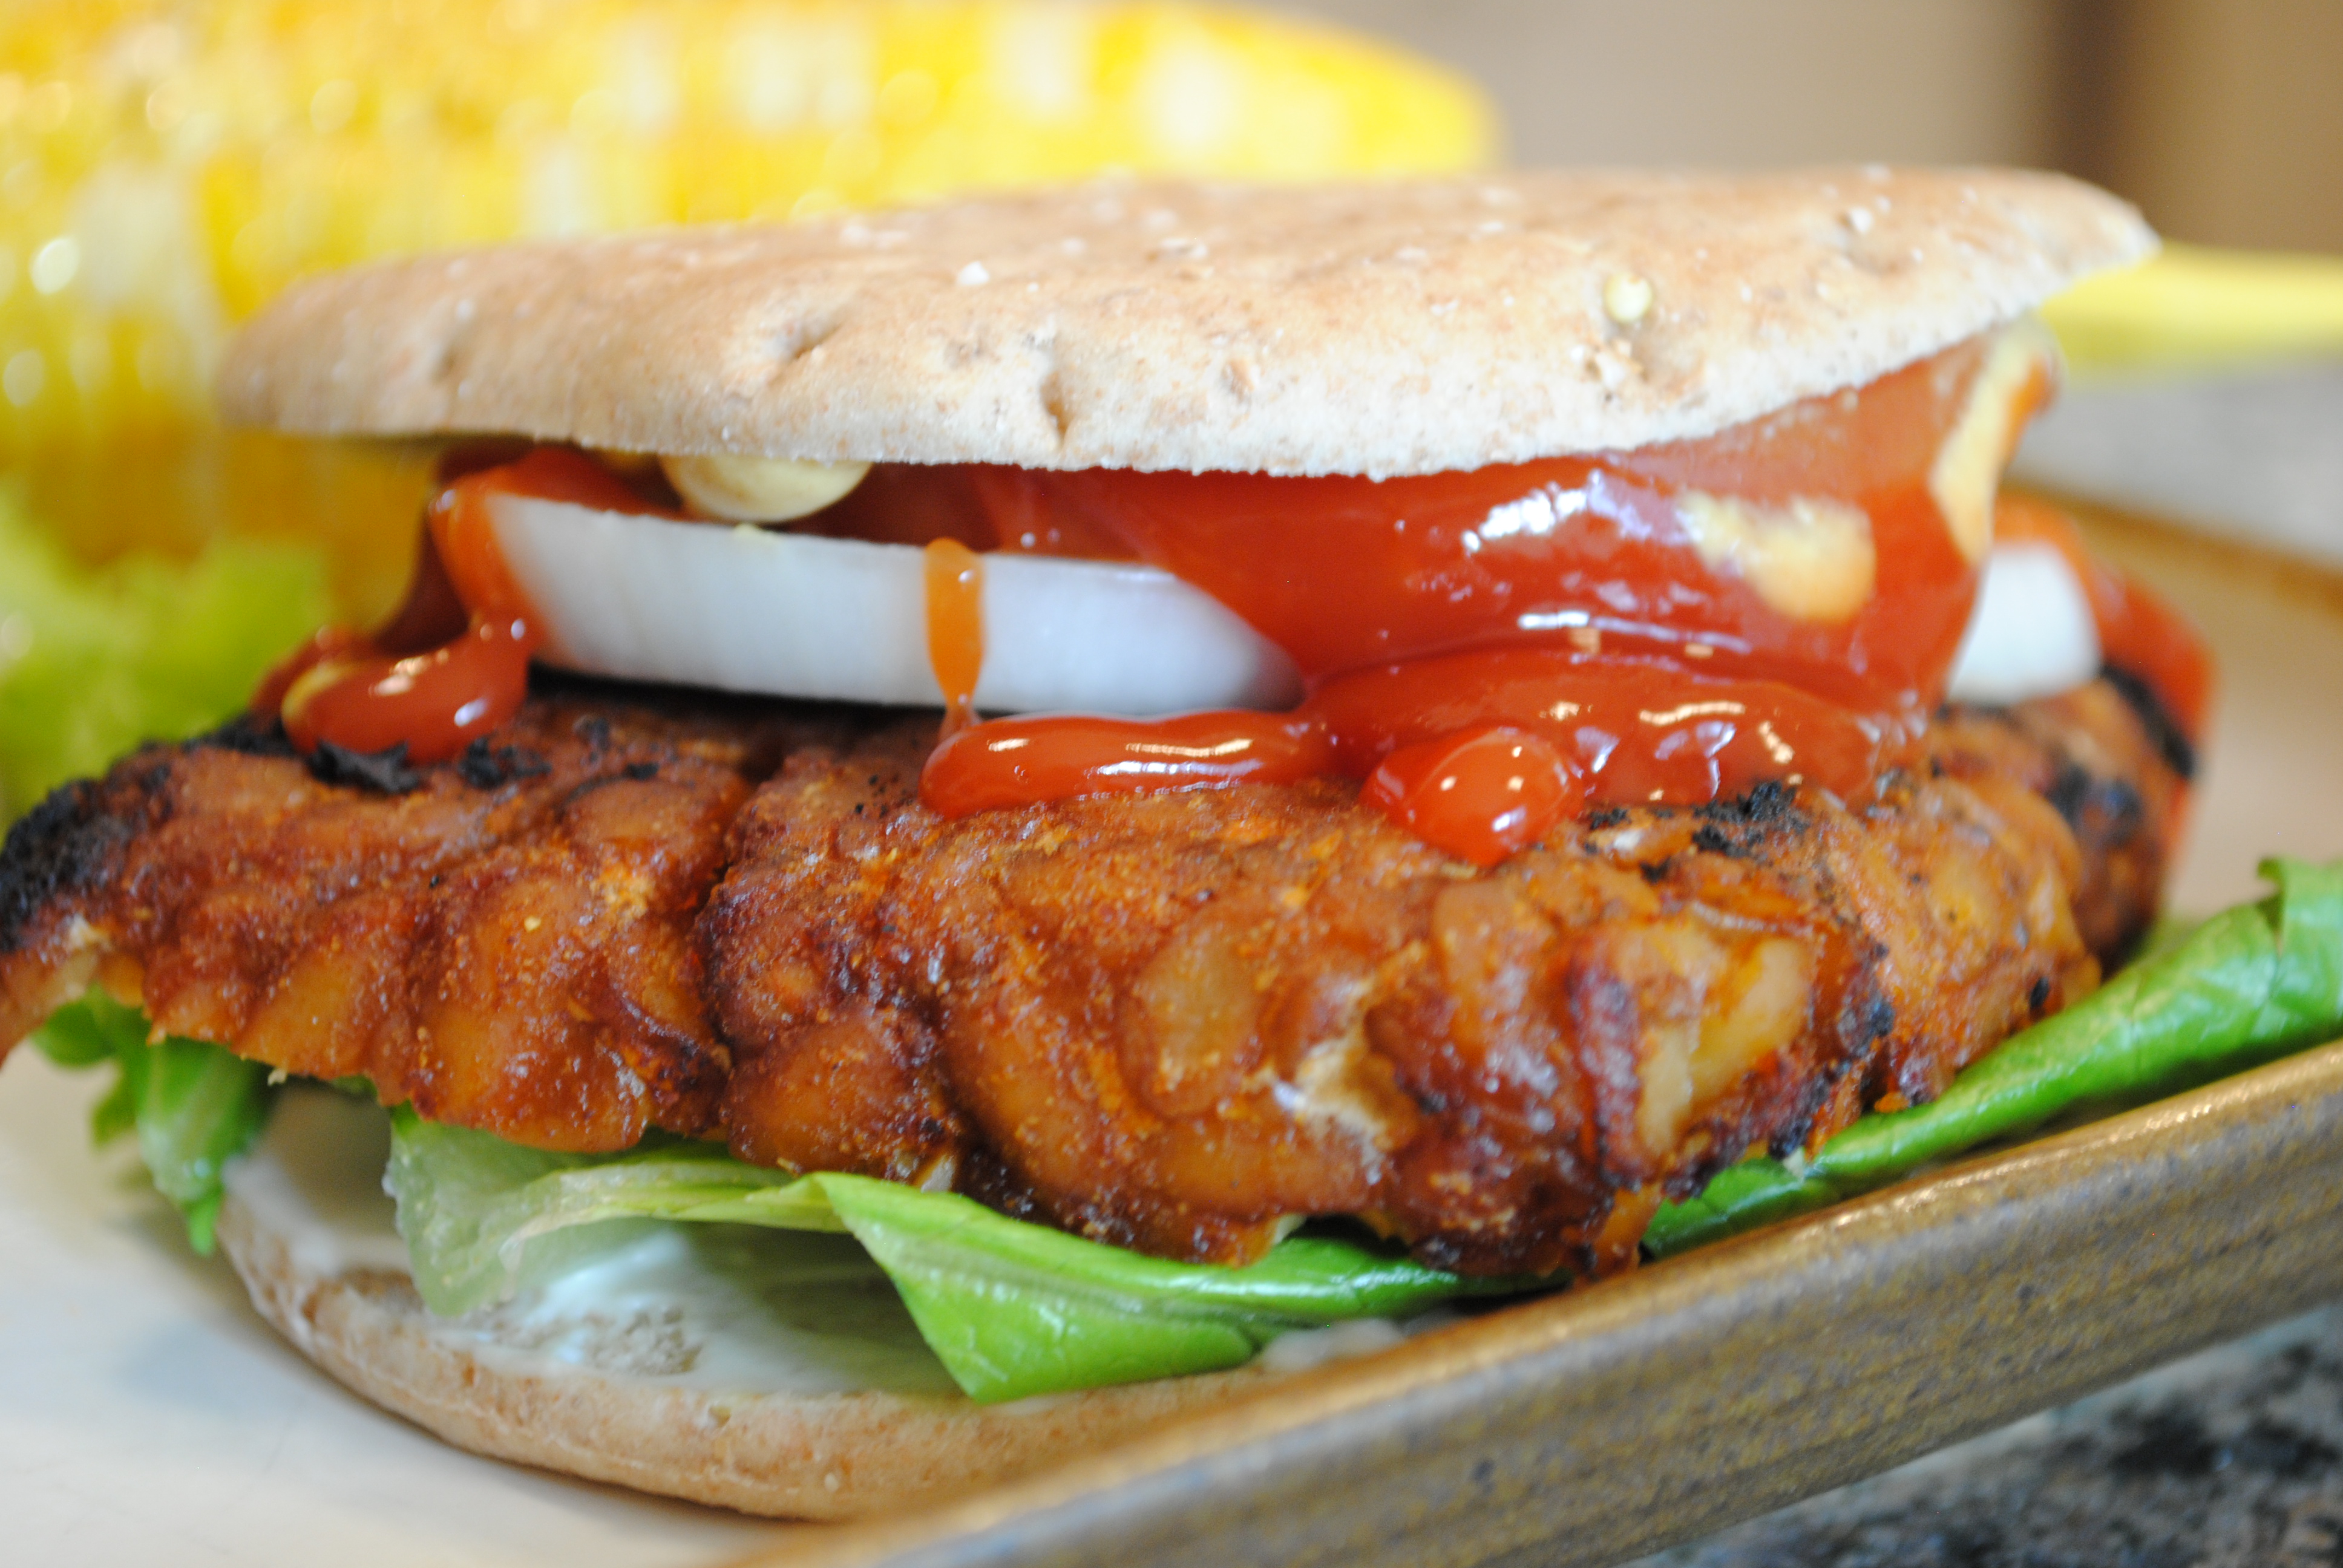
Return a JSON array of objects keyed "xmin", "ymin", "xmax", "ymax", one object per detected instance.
[
  {"xmin": 1642, "ymin": 1308, "xmax": 2343, "ymax": 1568},
  {"xmin": 1646, "ymin": 365, "xmax": 2343, "ymax": 1568}
]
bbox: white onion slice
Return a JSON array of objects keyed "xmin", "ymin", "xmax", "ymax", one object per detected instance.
[
  {"xmin": 1945, "ymin": 542, "xmax": 2102, "ymax": 705},
  {"xmin": 491, "ymin": 492, "xmax": 2099, "ymax": 719},
  {"xmin": 488, "ymin": 494, "xmax": 1303, "ymax": 714}
]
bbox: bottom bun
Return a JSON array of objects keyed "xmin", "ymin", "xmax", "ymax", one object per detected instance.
[{"xmin": 211, "ymin": 1092, "xmax": 1293, "ymax": 1520}]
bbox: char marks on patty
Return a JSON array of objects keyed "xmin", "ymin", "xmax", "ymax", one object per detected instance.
[
  {"xmin": 0, "ymin": 678, "xmax": 2180, "ymax": 1276},
  {"xmin": 1, "ymin": 687, "xmax": 831, "ymax": 1151}
]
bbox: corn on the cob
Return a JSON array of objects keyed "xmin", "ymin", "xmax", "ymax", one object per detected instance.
[{"xmin": 0, "ymin": 1, "xmax": 1496, "ymax": 614}]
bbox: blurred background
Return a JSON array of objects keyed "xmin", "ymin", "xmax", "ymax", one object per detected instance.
[
  {"xmin": 1283, "ymin": 0, "xmax": 2343, "ymax": 254},
  {"xmin": 1272, "ymin": 0, "xmax": 2343, "ymax": 579},
  {"xmin": 1, "ymin": 0, "xmax": 2339, "ymax": 820}
]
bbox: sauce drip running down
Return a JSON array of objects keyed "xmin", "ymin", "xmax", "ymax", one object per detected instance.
[
  {"xmin": 892, "ymin": 336, "xmax": 2008, "ymax": 714},
  {"xmin": 1362, "ymin": 727, "xmax": 1581, "ymax": 866},
  {"xmin": 262, "ymin": 448, "xmax": 652, "ymax": 764},
  {"xmin": 923, "ymin": 538, "xmax": 985, "ymax": 734},
  {"xmin": 921, "ymin": 712, "xmax": 1337, "ymax": 818},
  {"xmin": 922, "ymin": 653, "xmax": 1888, "ymax": 865},
  {"xmin": 918, "ymin": 333, "xmax": 2039, "ymax": 863},
  {"xmin": 260, "ymin": 327, "xmax": 2197, "ymax": 871}
]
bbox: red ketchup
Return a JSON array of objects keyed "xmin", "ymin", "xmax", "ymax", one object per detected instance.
[
  {"xmin": 920, "ymin": 652, "xmax": 1892, "ymax": 866},
  {"xmin": 261, "ymin": 447, "xmax": 661, "ymax": 765},
  {"xmin": 924, "ymin": 538, "xmax": 985, "ymax": 735},
  {"xmin": 922, "ymin": 712, "xmax": 1337, "ymax": 818},
  {"xmin": 919, "ymin": 336, "xmax": 2011, "ymax": 863},
  {"xmin": 257, "ymin": 336, "xmax": 2184, "ymax": 872},
  {"xmin": 1362, "ymin": 727, "xmax": 1580, "ymax": 866}
]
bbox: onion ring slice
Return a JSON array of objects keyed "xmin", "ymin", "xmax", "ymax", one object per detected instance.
[
  {"xmin": 488, "ymin": 494, "xmax": 1304, "ymax": 715},
  {"xmin": 490, "ymin": 491, "xmax": 2094, "ymax": 719},
  {"xmin": 1945, "ymin": 542, "xmax": 2102, "ymax": 706}
]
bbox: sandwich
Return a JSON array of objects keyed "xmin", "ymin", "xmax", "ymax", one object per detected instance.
[{"xmin": 0, "ymin": 169, "xmax": 2197, "ymax": 1516}]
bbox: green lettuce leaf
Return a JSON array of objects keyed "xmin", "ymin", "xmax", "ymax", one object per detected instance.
[
  {"xmin": 1639, "ymin": 1155, "xmax": 1835, "ymax": 1258},
  {"xmin": 819, "ymin": 1175, "xmax": 1515, "ymax": 1402},
  {"xmin": 385, "ymin": 1109, "xmax": 1518, "ymax": 1402},
  {"xmin": 29, "ymin": 993, "xmax": 275, "ymax": 1252},
  {"xmin": 34, "ymin": 858, "xmax": 2342, "ymax": 1397},
  {"xmin": 0, "ymin": 488, "xmax": 330, "ymax": 822},
  {"xmin": 385, "ymin": 1108, "xmax": 834, "ymax": 1315},
  {"xmin": 1645, "ymin": 857, "xmax": 2343, "ymax": 1257}
]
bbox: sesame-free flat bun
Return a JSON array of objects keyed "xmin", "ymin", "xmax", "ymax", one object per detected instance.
[
  {"xmin": 219, "ymin": 168, "xmax": 2151, "ymax": 478},
  {"xmin": 214, "ymin": 1182, "xmax": 1277, "ymax": 1521}
]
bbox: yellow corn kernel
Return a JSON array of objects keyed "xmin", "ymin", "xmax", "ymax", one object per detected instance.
[{"xmin": 1, "ymin": 1, "xmax": 1496, "ymax": 618}]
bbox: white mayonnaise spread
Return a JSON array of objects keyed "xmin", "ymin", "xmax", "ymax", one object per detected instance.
[
  {"xmin": 1256, "ymin": 1315, "xmax": 1414, "ymax": 1373},
  {"xmin": 457, "ymin": 1226, "xmax": 959, "ymax": 1396},
  {"xmin": 224, "ymin": 1088, "xmax": 1414, "ymax": 1397},
  {"xmin": 221, "ymin": 1085, "xmax": 413, "ymax": 1277}
]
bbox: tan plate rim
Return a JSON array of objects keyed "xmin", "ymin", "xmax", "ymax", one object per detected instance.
[
  {"xmin": 739, "ymin": 1032, "xmax": 2343, "ymax": 1568},
  {"xmin": 729, "ymin": 505, "xmax": 2343, "ymax": 1568}
]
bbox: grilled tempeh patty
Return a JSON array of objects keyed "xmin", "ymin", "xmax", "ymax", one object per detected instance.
[{"xmin": 0, "ymin": 675, "xmax": 2180, "ymax": 1278}]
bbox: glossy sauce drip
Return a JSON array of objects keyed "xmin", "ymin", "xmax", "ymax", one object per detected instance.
[
  {"xmin": 923, "ymin": 538, "xmax": 985, "ymax": 734},
  {"xmin": 915, "ymin": 336, "xmax": 2020, "ymax": 862},
  {"xmin": 1361, "ymin": 727, "xmax": 1581, "ymax": 866},
  {"xmin": 1992, "ymin": 494, "xmax": 2213, "ymax": 747},
  {"xmin": 1303, "ymin": 649, "xmax": 1892, "ymax": 803},
  {"xmin": 888, "ymin": 338, "xmax": 1996, "ymax": 716},
  {"xmin": 922, "ymin": 652, "xmax": 1892, "ymax": 865},
  {"xmin": 263, "ymin": 448, "xmax": 654, "ymax": 763},
  {"xmin": 256, "ymin": 335, "xmax": 2075, "ymax": 869},
  {"xmin": 922, "ymin": 712, "xmax": 1336, "ymax": 819}
]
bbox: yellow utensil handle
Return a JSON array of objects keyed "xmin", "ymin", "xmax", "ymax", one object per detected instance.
[{"xmin": 2046, "ymin": 243, "xmax": 2343, "ymax": 372}]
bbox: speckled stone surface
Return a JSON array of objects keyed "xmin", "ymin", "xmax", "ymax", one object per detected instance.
[{"xmin": 1640, "ymin": 1305, "xmax": 2343, "ymax": 1568}]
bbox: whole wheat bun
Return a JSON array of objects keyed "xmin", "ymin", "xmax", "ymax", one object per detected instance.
[
  {"xmin": 214, "ymin": 1186, "xmax": 1282, "ymax": 1520},
  {"xmin": 219, "ymin": 168, "xmax": 2152, "ymax": 480}
]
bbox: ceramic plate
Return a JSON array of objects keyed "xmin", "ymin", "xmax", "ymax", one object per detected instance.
[{"xmin": 5, "ymin": 503, "xmax": 2341, "ymax": 1568}]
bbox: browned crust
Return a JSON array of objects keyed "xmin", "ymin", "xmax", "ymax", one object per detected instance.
[
  {"xmin": 217, "ymin": 169, "xmax": 2152, "ymax": 479},
  {"xmin": 214, "ymin": 1191, "xmax": 1277, "ymax": 1520},
  {"xmin": 0, "ymin": 678, "xmax": 2182, "ymax": 1279}
]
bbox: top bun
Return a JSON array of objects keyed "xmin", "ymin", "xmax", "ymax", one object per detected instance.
[{"xmin": 220, "ymin": 168, "xmax": 2152, "ymax": 479}]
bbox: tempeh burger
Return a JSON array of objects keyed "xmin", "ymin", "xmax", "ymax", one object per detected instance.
[{"xmin": 0, "ymin": 169, "xmax": 2204, "ymax": 1515}]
